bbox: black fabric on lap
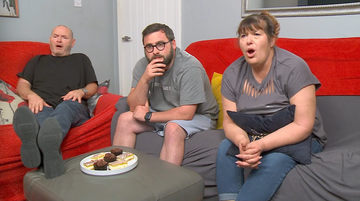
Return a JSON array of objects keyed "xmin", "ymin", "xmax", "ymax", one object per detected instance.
[{"xmin": 226, "ymin": 105, "xmax": 312, "ymax": 165}]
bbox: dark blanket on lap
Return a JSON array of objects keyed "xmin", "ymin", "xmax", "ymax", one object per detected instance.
[{"xmin": 225, "ymin": 105, "xmax": 312, "ymax": 165}]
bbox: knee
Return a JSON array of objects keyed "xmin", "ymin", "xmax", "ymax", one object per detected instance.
[
  {"xmin": 260, "ymin": 153, "xmax": 296, "ymax": 171},
  {"xmin": 164, "ymin": 122, "xmax": 186, "ymax": 141},
  {"xmin": 117, "ymin": 111, "xmax": 133, "ymax": 125},
  {"xmin": 263, "ymin": 153, "xmax": 293, "ymax": 163},
  {"xmin": 115, "ymin": 111, "xmax": 137, "ymax": 133}
]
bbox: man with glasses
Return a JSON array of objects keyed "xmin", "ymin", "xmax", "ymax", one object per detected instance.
[{"xmin": 112, "ymin": 23, "xmax": 218, "ymax": 165}]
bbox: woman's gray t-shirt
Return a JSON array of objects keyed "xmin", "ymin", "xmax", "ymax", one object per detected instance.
[{"xmin": 221, "ymin": 46, "xmax": 327, "ymax": 146}]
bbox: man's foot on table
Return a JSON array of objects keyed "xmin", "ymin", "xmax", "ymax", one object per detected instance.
[
  {"xmin": 13, "ymin": 106, "xmax": 41, "ymax": 168},
  {"xmin": 37, "ymin": 117, "xmax": 65, "ymax": 179}
]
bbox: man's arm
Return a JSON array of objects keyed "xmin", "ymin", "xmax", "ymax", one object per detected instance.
[
  {"xmin": 133, "ymin": 104, "xmax": 197, "ymax": 123},
  {"xmin": 16, "ymin": 78, "xmax": 50, "ymax": 113},
  {"xmin": 127, "ymin": 57, "xmax": 166, "ymax": 111},
  {"xmin": 127, "ymin": 82, "xmax": 150, "ymax": 112},
  {"xmin": 81, "ymin": 82, "xmax": 98, "ymax": 99}
]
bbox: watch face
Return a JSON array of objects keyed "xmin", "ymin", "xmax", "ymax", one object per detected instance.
[
  {"xmin": 82, "ymin": 88, "xmax": 88, "ymax": 95},
  {"xmin": 145, "ymin": 112, "xmax": 152, "ymax": 122}
]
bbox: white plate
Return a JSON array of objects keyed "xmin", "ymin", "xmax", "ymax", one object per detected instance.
[{"xmin": 80, "ymin": 151, "xmax": 138, "ymax": 176}]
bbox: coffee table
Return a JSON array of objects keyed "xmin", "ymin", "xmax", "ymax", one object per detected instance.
[{"xmin": 23, "ymin": 146, "xmax": 204, "ymax": 201}]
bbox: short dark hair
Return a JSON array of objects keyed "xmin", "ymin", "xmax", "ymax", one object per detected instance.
[
  {"xmin": 237, "ymin": 11, "xmax": 280, "ymax": 44},
  {"xmin": 142, "ymin": 23, "xmax": 175, "ymax": 44}
]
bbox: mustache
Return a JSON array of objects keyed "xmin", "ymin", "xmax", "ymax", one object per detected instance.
[{"xmin": 151, "ymin": 55, "xmax": 165, "ymax": 61}]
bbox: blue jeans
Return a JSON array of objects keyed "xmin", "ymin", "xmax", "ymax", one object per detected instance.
[
  {"xmin": 35, "ymin": 100, "xmax": 90, "ymax": 138},
  {"xmin": 216, "ymin": 138, "xmax": 323, "ymax": 201}
]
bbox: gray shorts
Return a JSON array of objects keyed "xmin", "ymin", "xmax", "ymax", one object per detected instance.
[{"xmin": 148, "ymin": 108, "xmax": 217, "ymax": 139}]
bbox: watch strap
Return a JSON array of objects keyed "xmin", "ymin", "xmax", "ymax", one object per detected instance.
[{"xmin": 81, "ymin": 88, "xmax": 88, "ymax": 95}]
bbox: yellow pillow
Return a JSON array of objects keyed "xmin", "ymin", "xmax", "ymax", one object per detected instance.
[{"xmin": 211, "ymin": 72, "xmax": 223, "ymax": 129}]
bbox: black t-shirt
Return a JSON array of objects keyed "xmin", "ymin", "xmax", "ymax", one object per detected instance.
[{"xmin": 18, "ymin": 53, "xmax": 98, "ymax": 108}]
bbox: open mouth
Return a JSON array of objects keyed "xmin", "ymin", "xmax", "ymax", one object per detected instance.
[{"xmin": 247, "ymin": 48, "xmax": 255, "ymax": 57}]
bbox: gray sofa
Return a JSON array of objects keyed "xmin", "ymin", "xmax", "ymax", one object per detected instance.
[{"xmin": 272, "ymin": 96, "xmax": 360, "ymax": 200}]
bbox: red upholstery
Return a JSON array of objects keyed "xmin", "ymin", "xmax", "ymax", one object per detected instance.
[
  {"xmin": 185, "ymin": 37, "xmax": 360, "ymax": 95},
  {"xmin": 0, "ymin": 41, "xmax": 121, "ymax": 201}
]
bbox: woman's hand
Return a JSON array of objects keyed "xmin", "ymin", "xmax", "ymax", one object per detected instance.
[{"xmin": 236, "ymin": 140, "xmax": 264, "ymax": 169}]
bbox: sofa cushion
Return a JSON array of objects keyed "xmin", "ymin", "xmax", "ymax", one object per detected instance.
[
  {"xmin": 272, "ymin": 96, "xmax": 360, "ymax": 201},
  {"xmin": 211, "ymin": 73, "xmax": 223, "ymax": 129},
  {"xmin": 0, "ymin": 41, "xmax": 51, "ymax": 88},
  {"xmin": 226, "ymin": 105, "xmax": 312, "ymax": 165},
  {"xmin": 0, "ymin": 79, "xmax": 27, "ymax": 125},
  {"xmin": 87, "ymin": 79, "xmax": 110, "ymax": 117}
]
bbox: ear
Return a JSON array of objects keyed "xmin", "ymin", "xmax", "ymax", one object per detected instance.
[
  {"xmin": 171, "ymin": 39, "xmax": 176, "ymax": 49},
  {"xmin": 71, "ymin": 39, "xmax": 76, "ymax": 48},
  {"xmin": 270, "ymin": 37, "xmax": 276, "ymax": 48}
]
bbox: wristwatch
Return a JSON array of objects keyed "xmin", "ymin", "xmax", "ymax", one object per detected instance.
[
  {"xmin": 144, "ymin": 112, "xmax": 152, "ymax": 122},
  {"xmin": 81, "ymin": 88, "xmax": 88, "ymax": 95}
]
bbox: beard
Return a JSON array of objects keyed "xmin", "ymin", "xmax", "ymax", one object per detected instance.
[{"xmin": 146, "ymin": 47, "xmax": 174, "ymax": 66}]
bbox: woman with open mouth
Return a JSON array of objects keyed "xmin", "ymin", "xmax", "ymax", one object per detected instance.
[{"xmin": 216, "ymin": 11, "xmax": 326, "ymax": 201}]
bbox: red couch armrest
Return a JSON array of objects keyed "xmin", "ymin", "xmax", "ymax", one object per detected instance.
[{"xmin": 93, "ymin": 93, "xmax": 122, "ymax": 116}]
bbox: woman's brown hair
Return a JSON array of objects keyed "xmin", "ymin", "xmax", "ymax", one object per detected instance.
[{"xmin": 237, "ymin": 11, "xmax": 280, "ymax": 43}]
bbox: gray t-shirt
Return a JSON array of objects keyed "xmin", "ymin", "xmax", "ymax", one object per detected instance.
[
  {"xmin": 221, "ymin": 46, "xmax": 327, "ymax": 146},
  {"xmin": 132, "ymin": 47, "xmax": 219, "ymax": 120}
]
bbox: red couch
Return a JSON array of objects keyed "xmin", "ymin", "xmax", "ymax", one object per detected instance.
[{"xmin": 0, "ymin": 41, "xmax": 121, "ymax": 201}]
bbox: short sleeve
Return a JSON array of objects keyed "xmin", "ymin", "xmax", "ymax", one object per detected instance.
[
  {"xmin": 82, "ymin": 54, "xmax": 98, "ymax": 85},
  {"xmin": 178, "ymin": 67, "xmax": 206, "ymax": 105},
  {"xmin": 284, "ymin": 58, "xmax": 321, "ymax": 99},
  {"xmin": 131, "ymin": 58, "xmax": 148, "ymax": 88},
  {"xmin": 221, "ymin": 57, "xmax": 245, "ymax": 103},
  {"xmin": 17, "ymin": 55, "xmax": 41, "ymax": 84}
]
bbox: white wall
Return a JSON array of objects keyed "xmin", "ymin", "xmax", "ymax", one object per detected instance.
[{"xmin": 182, "ymin": 0, "xmax": 360, "ymax": 49}]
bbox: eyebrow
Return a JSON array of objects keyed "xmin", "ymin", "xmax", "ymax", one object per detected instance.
[
  {"xmin": 52, "ymin": 34, "xmax": 68, "ymax": 38},
  {"xmin": 145, "ymin": 40, "xmax": 166, "ymax": 46}
]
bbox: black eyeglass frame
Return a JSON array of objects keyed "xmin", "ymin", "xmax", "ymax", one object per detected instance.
[{"xmin": 144, "ymin": 41, "xmax": 171, "ymax": 53}]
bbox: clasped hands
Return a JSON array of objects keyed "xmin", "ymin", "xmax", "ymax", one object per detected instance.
[
  {"xmin": 236, "ymin": 139, "xmax": 264, "ymax": 169},
  {"xmin": 27, "ymin": 89, "xmax": 85, "ymax": 114}
]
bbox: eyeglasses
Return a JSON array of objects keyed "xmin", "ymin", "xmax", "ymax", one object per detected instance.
[{"xmin": 144, "ymin": 41, "xmax": 171, "ymax": 53}]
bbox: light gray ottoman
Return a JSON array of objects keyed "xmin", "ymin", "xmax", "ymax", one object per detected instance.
[{"xmin": 24, "ymin": 146, "xmax": 204, "ymax": 201}]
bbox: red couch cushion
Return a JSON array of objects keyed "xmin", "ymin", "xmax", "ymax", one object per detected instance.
[
  {"xmin": 0, "ymin": 41, "xmax": 51, "ymax": 88},
  {"xmin": 185, "ymin": 37, "xmax": 360, "ymax": 96}
]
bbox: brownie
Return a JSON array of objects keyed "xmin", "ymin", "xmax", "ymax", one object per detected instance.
[
  {"xmin": 93, "ymin": 159, "xmax": 107, "ymax": 170},
  {"xmin": 110, "ymin": 148, "xmax": 123, "ymax": 156},
  {"xmin": 103, "ymin": 153, "xmax": 116, "ymax": 163}
]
